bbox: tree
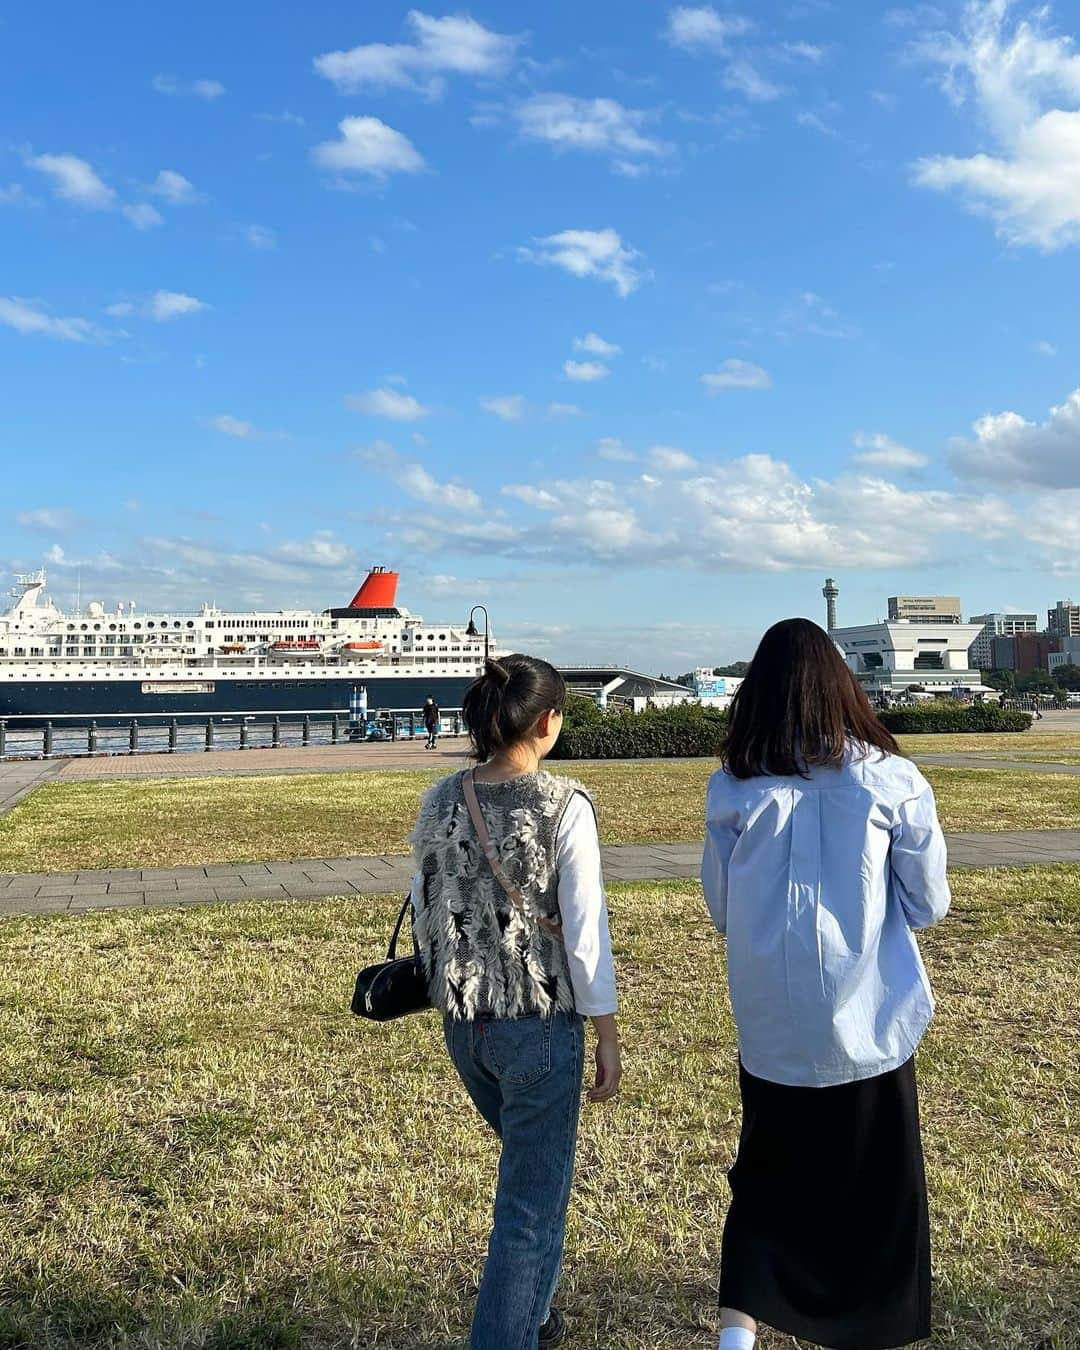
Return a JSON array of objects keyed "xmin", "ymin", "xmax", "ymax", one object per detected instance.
[
  {"xmin": 713, "ymin": 661, "xmax": 750, "ymax": 676},
  {"xmin": 1051, "ymin": 663, "xmax": 1080, "ymax": 692}
]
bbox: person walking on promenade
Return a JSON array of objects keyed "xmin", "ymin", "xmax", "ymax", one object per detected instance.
[
  {"xmin": 410, "ymin": 654, "xmax": 621, "ymax": 1350},
  {"xmin": 702, "ymin": 619, "xmax": 950, "ymax": 1350},
  {"xmin": 422, "ymin": 696, "xmax": 441, "ymax": 749}
]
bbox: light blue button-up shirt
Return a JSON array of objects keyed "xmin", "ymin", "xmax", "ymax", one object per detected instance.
[{"xmin": 702, "ymin": 747, "xmax": 950, "ymax": 1088}]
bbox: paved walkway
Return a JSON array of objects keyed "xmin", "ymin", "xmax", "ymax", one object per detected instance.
[{"xmin": 3, "ymin": 830, "xmax": 1080, "ymax": 918}]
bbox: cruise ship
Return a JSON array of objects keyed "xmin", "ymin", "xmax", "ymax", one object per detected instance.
[{"xmin": 0, "ymin": 568, "xmax": 499, "ymax": 725}]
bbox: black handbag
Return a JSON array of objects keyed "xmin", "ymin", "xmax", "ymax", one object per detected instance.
[{"xmin": 351, "ymin": 894, "xmax": 432, "ymax": 1022}]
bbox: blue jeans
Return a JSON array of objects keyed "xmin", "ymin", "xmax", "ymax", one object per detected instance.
[{"xmin": 444, "ymin": 1011, "xmax": 585, "ymax": 1350}]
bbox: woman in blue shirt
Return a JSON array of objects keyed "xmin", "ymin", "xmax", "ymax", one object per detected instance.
[{"xmin": 702, "ymin": 618, "xmax": 950, "ymax": 1350}]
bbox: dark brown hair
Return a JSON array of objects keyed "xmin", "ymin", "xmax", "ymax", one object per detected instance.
[
  {"xmin": 461, "ymin": 654, "xmax": 567, "ymax": 763},
  {"xmin": 722, "ymin": 617, "xmax": 900, "ymax": 779}
]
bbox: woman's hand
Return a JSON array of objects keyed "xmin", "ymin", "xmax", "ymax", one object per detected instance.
[{"xmin": 588, "ymin": 1015, "xmax": 621, "ymax": 1104}]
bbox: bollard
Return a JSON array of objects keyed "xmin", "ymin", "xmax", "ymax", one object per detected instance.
[
  {"xmin": 240, "ymin": 721, "xmax": 249, "ymax": 750},
  {"xmin": 409, "ymin": 714, "xmax": 416, "ymax": 739},
  {"xmin": 169, "ymin": 719, "xmax": 178, "ymax": 754},
  {"xmin": 331, "ymin": 715, "xmax": 339, "ymax": 744},
  {"xmin": 0, "ymin": 719, "xmax": 5, "ymax": 758},
  {"xmin": 88, "ymin": 721, "xmax": 98, "ymax": 754},
  {"xmin": 205, "ymin": 718, "xmax": 214, "ymax": 750},
  {"xmin": 129, "ymin": 720, "xmax": 139, "ymax": 754},
  {"xmin": 302, "ymin": 715, "xmax": 311, "ymax": 746},
  {"xmin": 391, "ymin": 716, "xmax": 397, "ymax": 742},
  {"xmin": 272, "ymin": 716, "xmax": 281, "ymax": 748},
  {"xmin": 44, "ymin": 721, "xmax": 54, "ymax": 756}
]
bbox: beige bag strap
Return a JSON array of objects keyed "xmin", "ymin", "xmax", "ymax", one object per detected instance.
[{"xmin": 461, "ymin": 769, "xmax": 562, "ymax": 935}]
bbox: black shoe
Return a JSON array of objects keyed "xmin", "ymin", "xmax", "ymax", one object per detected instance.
[{"xmin": 539, "ymin": 1308, "xmax": 567, "ymax": 1346}]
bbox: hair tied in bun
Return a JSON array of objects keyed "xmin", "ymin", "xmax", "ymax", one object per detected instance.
[{"xmin": 485, "ymin": 658, "xmax": 511, "ymax": 687}]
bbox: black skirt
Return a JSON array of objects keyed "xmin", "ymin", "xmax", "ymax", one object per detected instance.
[{"xmin": 719, "ymin": 1056, "xmax": 931, "ymax": 1350}]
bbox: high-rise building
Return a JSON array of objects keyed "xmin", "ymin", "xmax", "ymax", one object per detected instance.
[
  {"xmin": 969, "ymin": 612, "xmax": 1039, "ymax": 669},
  {"xmin": 1048, "ymin": 600, "xmax": 1080, "ymax": 639},
  {"xmin": 991, "ymin": 634, "xmax": 1060, "ymax": 676},
  {"xmin": 822, "ymin": 577, "xmax": 839, "ymax": 631},
  {"xmin": 887, "ymin": 595, "xmax": 963, "ymax": 624}
]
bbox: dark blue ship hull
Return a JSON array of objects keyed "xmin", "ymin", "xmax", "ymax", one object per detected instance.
[{"xmin": 0, "ymin": 675, "xmax": 475, "ymax": 728}]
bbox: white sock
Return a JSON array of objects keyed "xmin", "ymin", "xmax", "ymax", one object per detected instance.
[{"xmin": 718, "ymin": 1329, "xmax": 756, "ymax": 1350}]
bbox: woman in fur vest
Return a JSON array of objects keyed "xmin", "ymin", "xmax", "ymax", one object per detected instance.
[{"xmin": 409, "ymin": 653, "xmax": 621, "ymax": 1350}]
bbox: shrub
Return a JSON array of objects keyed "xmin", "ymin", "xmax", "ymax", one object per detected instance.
[
  {"xmin": 878, "ymin": 702, "xmax": 1032, "ymax": 734},
  {"xmin": 550, "ymin": 702, "xmax": 728, "ymax": 759},
  {"xmin": 561, "ymin": 693, "xmax": 605, "ymax": 731}
]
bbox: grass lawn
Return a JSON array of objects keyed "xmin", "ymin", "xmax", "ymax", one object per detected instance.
[
  {"xmin": 4, "ymin": 760, "xmax": 1080, "ymax": 872},
  {"xmin": 897, "ymin": 732, "xmax": 1080, "ymax": 756},
  {"xmin": 0, "ymin": 869, "xmax": 1076, "ymax": 1348}
]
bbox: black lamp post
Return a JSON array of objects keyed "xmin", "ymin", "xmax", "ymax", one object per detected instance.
[{"xmin": 466, "ymin": 605, "xmax": 490, "ymax": 663}]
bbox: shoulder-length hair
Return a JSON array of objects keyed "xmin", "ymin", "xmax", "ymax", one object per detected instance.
[{"xmin": 722, "ymin": 617, "xmax": 900, "ymax": 779}]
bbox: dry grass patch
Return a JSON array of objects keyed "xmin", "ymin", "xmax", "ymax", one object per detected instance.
[
  {"xmin": 4, "ymin": 760, "xmax": 1080, "ymax": 874},
  {"xmin": 0, "ymin": 869, "xmax": 1076, "ymax": 1348}
]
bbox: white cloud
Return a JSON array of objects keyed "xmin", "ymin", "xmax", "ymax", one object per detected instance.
[
  {"xmin": 274, "ymin": 531, "xmax": 353, "ymax": 567},
  {"xmin": 311, "ymin": 117, "xmax": 426, "ymax": 180},
  {"xmin": 595, "ymin": 436, "xmax": 636, "ymax": 461},
  {"xmin": 912, "ymin": 0, "xmax": 1080, "ymax": 248},
  {"xmin": 564, "ymin": 359, "xmax": 609, "ymax": 382},
  {"xmin": 481, "ymin": 394, "xmax": 527, "ymax": 421},
  {"xmin": 150, "ymin": 170, "xmax": 200, "ymax": 204},
  {"xmin": 649, "ymin": 445, "xmax": 697, "ymax": 472},
  {"xmin": 149, "ymin": 291, "xmax": 209, "ymax": 322},
  {"xmin": 514, "ymin": 94, "xmax": 669, "ymax": 168},
  {"xmin": 519, "ymin": 227, "xmax": 646, "ymax": 297},
  {"xmin": 26, "ymin": 152, "xmax": 115, "ymax": 209},
  {"xmin": 702, "ymin": 359, "xmax": 771, "ymax": 390},
  {"xmin": 780, "ymin": 40, "xmax": 826, "ymax": 62},
  {"xmin": 666, "ymin": 6, "xmax": 753, "ymax": 51},
  {"xmin": 723, "ymin": 59, "xmax": 785, "ymax": 101},
  {"xmin": 255, "ymin": 110, "xmax": 306, "ymax": 127},
  {"xmin": 210, "ymin": 415, "xmax": 254, "ymax": 438},
  {"xmin": 0, "ymin": 184, "xmax": 38, "ymax": 207},
  {"xmin": 346, "ymin": 387, "xmax": 430, "ymax": 420},
  {"xmin": 357, "ymin": 441, "xmax": 480, "ymax": 512},
  {"xmin": 122, "ymin": 202, "xmax": 164, "ymax": 230},
  {"xmin": 852, "ymin": 431, "xmax": 929, "ymax": 470},
  {"xmin": 0, "ymin": 296, "xmax": 104, "ymax": 343},
  {"xmin": 948, "ymin": 386, "xmax": 1080, "ymax": 486},
  {"xmin": 314, "ymin": 11, "xmax": 519, "ymax": 97},
  {"xmin": 153, "ymin": 74, "xmax": 225, "ymax": 99},
  {"xmin": 244, "ymin": 224, "xmax": 277, "ymax": 250},
  {"xmin": 547, "ymin": 402, "xmax": 585, "ymax": 418},
  {"xmin": 15, "ymin": 507, "xmax": 79, "ymax": 531},
  {"xmin": 574, "ymin": 332, "xmax": 621, "ymax": 358},
  {"xmin": 1035, "ymin": 339, "xmax": 1057, "ymax": 356}
]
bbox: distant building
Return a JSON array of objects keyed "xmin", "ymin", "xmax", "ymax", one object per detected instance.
[
  {"xmin": 692, "ymin": 668, "xmax": 743, "ymax": 709},
  {"xmin": 1048, "ymin": 600, "xmax": 1080, "ymax": 639},
  {"xmin": 969, "ymin": 612, "xmax": 1039, "ymax": 669},
  {"xmin": 834, "ymin": 619, "xmax": 986, "ymax": 698},
  {"xmin": 887, "ymin": 595, "xmax": 963, "ymax": 624},
  {"xmin": 1048, "ymin": 637, "xmax": 1080, "ymax": 672},
  {"xmin": 991, "ymin": 633, "xmax": 1060, "ymax": 676},
  {"xmin": 560, "ymin": 666, "xmax": 695, "ymax": 712}
]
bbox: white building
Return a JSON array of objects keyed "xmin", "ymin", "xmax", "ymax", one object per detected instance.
[
  {"xmin": 1048, "ymin": 637, "xmax": 1080, "ymax": 672},
  {"xmin": 692, "ymin": 668, "xmax": 744, "ymax": 709},
  {"xmin": 833, "ymin": 620, "xmax": 987, "ymax": 699},
  {"xmin": 1048, "ymin": 600, "xmax": 1080, "ymax": 639},
  {"xmin": 968, "ymin": 612, "xmax": 1039, "ymax": 670}
]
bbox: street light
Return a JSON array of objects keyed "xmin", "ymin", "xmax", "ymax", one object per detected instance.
[{"xmin": 466, "ymin": 605, "xmax": 490, "ymax": 664}]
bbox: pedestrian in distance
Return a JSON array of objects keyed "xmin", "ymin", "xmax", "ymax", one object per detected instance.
[
  {"xmin": 409, "ymin": 654, "xmax": 621, "ymax": 1350},
  {"xmin": 422, "ymin": 695, "xmax": 440, "ymax": 749},
  {"xmin": 702, "ymin": 618, "xmax": 950, "ymax": 1350}
]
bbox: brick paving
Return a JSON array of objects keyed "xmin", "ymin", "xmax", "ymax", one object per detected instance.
[{"xmin": 2, "ymin": 832, "xmax": 1080, "ymax": 918}]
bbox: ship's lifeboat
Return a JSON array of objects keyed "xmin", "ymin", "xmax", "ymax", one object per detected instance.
[
  {"xmin": 270, "ymin": 640, "xmax": 321, "ymax": 651},
  {"xmin": 342, "ymin": 640, "xmax": 383, "ymax": 655},
  {"xmin": 219, "ymin": 644, "xmax": 247, "ymax": 653}
]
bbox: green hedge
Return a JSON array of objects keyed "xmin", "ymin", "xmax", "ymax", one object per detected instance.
[
  {"xmin": 878, "ymin": 702, "xmax": 1032, "ymax": 734},
  {"xmin": 550, "ymin": 702, "xmax": 728, "ymax": 759}
]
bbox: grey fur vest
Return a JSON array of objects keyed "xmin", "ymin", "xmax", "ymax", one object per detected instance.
[{"xmin": 410, "ymin": 769, "xmax": 588, "ymax": 1020}]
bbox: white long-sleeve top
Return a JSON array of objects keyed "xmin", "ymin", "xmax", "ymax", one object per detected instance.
[
  {"xmin": 410, "ymin": 790, "xmax": 618, "ymax": 1017},
  {"xmin": 702, "ymin": 746, "xmax": 950, "ymax": 1087}
]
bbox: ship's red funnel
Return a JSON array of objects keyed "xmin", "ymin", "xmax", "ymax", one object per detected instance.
[{"xmin": 349, "ymin": 568, "xmax": 399, "ymax": 609}]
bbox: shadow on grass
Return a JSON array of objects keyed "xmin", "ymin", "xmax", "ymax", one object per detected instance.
[{"xmin": 0, "ymin": 1263, "xmax": 1075, "ymax": 1350}]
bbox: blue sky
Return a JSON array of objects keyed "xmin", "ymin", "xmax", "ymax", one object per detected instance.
[{"xmin": 4, "ymin": 0, "xmax": 1080, "ymax": 670}]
